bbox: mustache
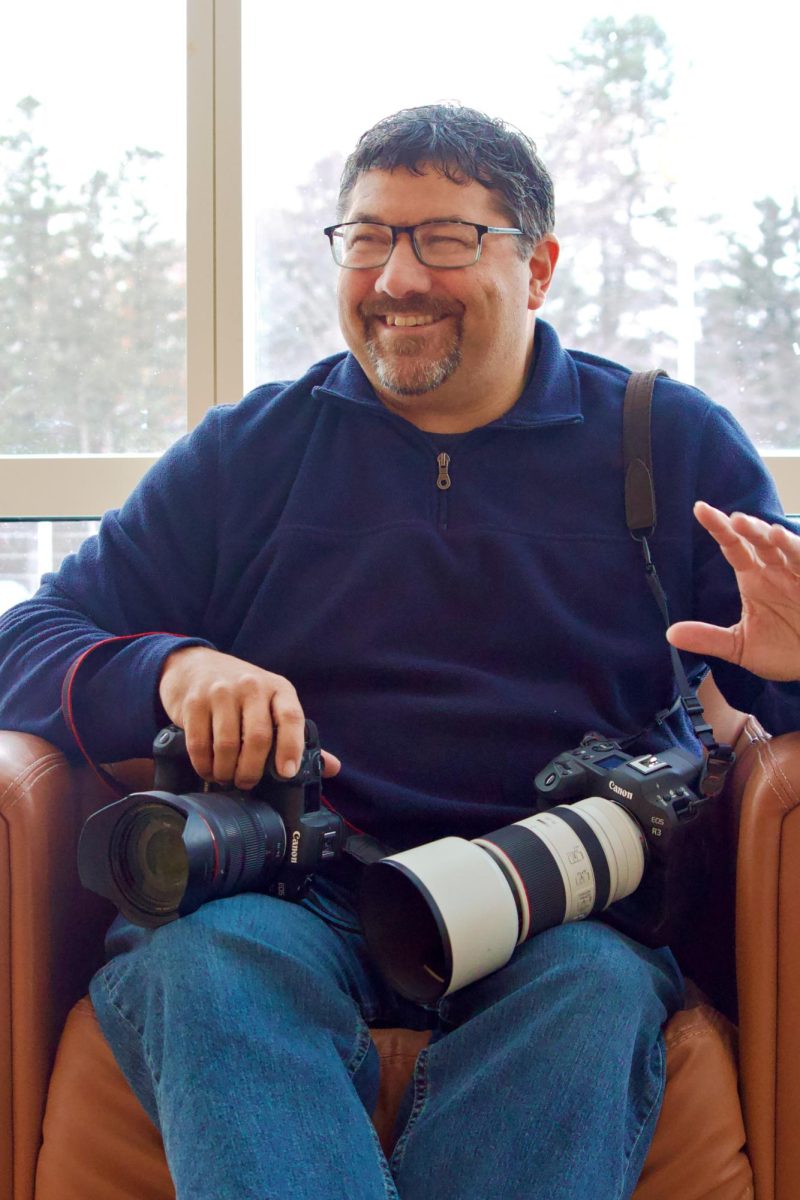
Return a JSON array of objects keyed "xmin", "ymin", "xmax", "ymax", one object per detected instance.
[{"xmin": 359, "ymin": 297, "xmax": 464, "ymax": 321}]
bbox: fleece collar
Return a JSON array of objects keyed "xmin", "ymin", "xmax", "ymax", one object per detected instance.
[{"xmin": 314, "ymin": 319, "xmax": 583, "ymax": 431}]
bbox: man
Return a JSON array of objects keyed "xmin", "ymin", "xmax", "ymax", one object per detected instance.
[{"xmin": 0, "ymin": 104, "xmax": 798, "ymax": 1200}]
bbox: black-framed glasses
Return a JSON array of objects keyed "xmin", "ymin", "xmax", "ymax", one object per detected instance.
[{"xmin": 323, "ymin": 220, "xmax": 524, "ymax": 270}]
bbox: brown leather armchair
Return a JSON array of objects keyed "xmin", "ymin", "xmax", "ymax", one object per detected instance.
[{"xmin": 1, "ymin": 676, "xmax": 799, "ymax": 1200}]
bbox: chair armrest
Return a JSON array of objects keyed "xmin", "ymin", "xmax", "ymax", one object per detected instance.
[
  {"xmin": 0, "ymin": 732, "xmax": 120, "ymax": 1200},
  {"xmin": 736, "ymin": 728, "xmax": 800, "ymax": 1200}
]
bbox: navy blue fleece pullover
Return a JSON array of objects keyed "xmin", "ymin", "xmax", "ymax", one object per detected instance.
[{"xmin": 0, "ymin": 321, "xmax": 797, "ymax": 848}]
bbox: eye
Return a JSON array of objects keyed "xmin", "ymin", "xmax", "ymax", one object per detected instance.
[
  {"xmin": 425, "ymin": 231, "xmax": 473, "ymax": 248},
  {"xmin": 344, "ymin": 224, "xmax": 390, "ymax": 246},
  {"xmin": 415, "ymin": 224, "xmax": 479, "ymax": 263}
]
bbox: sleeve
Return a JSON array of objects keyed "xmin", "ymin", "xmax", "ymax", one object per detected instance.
[
  {"xmin": 688, "ymin": 403, "xmax": 800, "ymax": 734},
  {"xmin": 0, "ymin": 406, "xmax": 230, "ymax": 761}
]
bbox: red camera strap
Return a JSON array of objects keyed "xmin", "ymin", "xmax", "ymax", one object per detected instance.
[{"xmin": 60, "ymin": 632, "xmax": 188, "ymax": 796}]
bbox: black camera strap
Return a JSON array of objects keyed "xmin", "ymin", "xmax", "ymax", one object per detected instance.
[{"xmin": 623, "ymin": 370, "xmax": 735, "ymax": 798}]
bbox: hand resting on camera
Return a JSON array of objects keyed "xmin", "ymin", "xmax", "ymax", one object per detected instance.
[{"xmin": 158, "ymin": 644, "xmax": 341, "ymax": 788}]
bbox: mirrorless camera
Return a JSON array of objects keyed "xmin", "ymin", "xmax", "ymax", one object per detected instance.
[
  {"xmin": 78, "ymin": 720, "xmax": 345, "ymax": 927},
  {"xmin": 358, "ymin": 733, "xmax": 710, "ymax": 1003}
]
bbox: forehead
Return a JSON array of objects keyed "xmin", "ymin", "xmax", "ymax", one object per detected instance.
[{"xmin": 342, "ymin": 166, "xmax": 510, "ymax": 226}]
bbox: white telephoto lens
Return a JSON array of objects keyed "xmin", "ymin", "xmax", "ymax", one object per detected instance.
[
  {"xmin": 501, "ymin": 809, "xmax": 599, "ymax": 928},
  {"xmin": 567, "ymin": 797, "xmax": 646, "ymax": 905},
  {"xmin": 360, "ymin": 837, "xmax": 520, "ymax": 1001},
  {"xmin": 476, "ymin": 796, "xmax": 646, "ymax": 940},
  {"xmin": 359, "ymin": 796, "xmax": 648, "ymax": 1003}
]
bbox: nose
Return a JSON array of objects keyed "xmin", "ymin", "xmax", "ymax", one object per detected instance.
[{"xmin": 374, "ymin": 232, "xmax": 433, "ymax": 299}]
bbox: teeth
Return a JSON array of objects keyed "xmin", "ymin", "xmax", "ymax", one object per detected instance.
[{"xmin": 385, "ymin": 314, "xmax": 438, "ymax": 327}]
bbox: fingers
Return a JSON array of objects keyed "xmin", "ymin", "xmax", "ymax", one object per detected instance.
[
  {"xmin": 729, "ymin": 511, "xmax": 792, "ymax": 568},
  {"xmin": 692, "ymin": 501, "xmax": 758, "ymax": 573},
  {"xmin": 182, "ymin": 709, "xmax": 214, "ymax": 782},
  {"xmin": 210, "ymin": 685, "xmax": 247, "ymax": 784},
  {"xmin": 158, "ymin": 646, "xmax": 320, "ymax": 788},
  {"xmin": 268, "ymin": 686, "xmax": 306, "ymax": 782},
  {"xmin": 235, "ymin": 692, "xmax": 274, "ymax": 790},
  {"xmin": 695, "ymin": 502, "xmax": 799, "ymax": 575},
  {"xmin": 762, "ymin": 520, "xmax": 800, "ymax": 575}
]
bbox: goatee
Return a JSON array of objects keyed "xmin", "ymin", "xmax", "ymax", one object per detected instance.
[{"xmin": 365, "ymin": 338, "xmax": 463, "ymax": 396}]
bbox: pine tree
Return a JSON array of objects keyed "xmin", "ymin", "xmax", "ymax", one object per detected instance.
[
  {"xmin": 0, "ymin": 100, "xmax": 185, "ymax": 453},
  {"xmin": 253, "ymin": 153, "xmax": 345, "ymax": 383},
  {"xmin": 696, "ymin": 198, "xmax": 800, "ymax": 448},
  {"xmin": 0, "ymin": 97, "xmax": 75, "ymax": 450},
  {"xmin": 541, "ymin": 16, "xmax": 677, "ymax": 370}
]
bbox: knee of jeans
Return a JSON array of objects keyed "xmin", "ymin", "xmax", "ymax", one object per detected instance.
[
  {"xmin": 494, "ymin": 916, "xmax": 681, "ymax": 1012},
  {"xmin": 117, "ymin": 892, "xmax": 312, "ymax": 981},
  {"xmin": 513, "ymin": 920, "xmax": 683, "ymax": 1010}
]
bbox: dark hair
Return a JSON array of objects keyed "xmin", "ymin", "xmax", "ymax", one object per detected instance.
[{"xmin": 337, "ymin": 103, "xmax": 555, "ymax": 253}]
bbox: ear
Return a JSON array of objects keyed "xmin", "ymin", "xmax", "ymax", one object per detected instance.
[{"xmin": 527, "ymin": 234, "xmax": 559, "ymax": 311}]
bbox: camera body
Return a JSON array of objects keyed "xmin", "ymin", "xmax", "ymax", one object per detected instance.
[
  {"xmin": 535, "ymin": 732, "xmax": 709, "ymax": 947},
  {"xmin": 78, "ymin": 720, "xmax": 345, "ymax": 927},
  {"xmin": 534, "ymin": 733, "xmax": 705, "ymax": 856},
  {"xmin": 150, "ymin": 722, "xmax": 340, "ymax": 898}
]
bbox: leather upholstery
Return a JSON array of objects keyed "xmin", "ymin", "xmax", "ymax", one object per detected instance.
[
  {"xmin": 736, "ymin": 730, "xmax": 800, "ymax": 1200},
  {"xmin": 1, "ymin": 674, "xmax": 798, "ymax": 1200},
  {"xmin": 33, "ymin": 992, "xmax": 754, "ymax": 1200}
]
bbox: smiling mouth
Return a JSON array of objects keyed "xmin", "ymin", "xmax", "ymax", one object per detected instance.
[{"xmin": 378, "ymin": 313, "xmax": 448, "ymax": 328}]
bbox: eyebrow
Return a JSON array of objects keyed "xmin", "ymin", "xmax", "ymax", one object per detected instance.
[{"xmin": 345, "ymin": 213, "xmax": 472, "ymax": 225}]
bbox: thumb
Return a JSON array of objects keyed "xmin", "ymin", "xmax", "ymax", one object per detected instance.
[
  {"xmin": 321, "ymin": 749, "xmax": 342, "ymax": 778},
  {"xmin": 666, "ymin": 620, "xmax": 739, "ymax": 665}
]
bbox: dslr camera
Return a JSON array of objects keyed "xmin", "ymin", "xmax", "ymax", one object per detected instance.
[
  {"xmin": 358, "ymin": 733, "xmax": 711, "ymax": 1003},
  {"xmin": 78, "ymin": 719, "xmax": 345, "ymax": 927}
]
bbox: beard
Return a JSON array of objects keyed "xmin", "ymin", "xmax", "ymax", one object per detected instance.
[{"xmin": 361, "ymin": 306, "xmax": 464, "ymax": 396}]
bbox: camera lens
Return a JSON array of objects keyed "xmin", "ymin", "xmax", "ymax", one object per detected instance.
[
  {"xmin": 82, "ymin": 789, "xmax": 291, "ymax": 926},
  {"xmin": 360, "ymin": 798, "xmax": 646, "ymax": 1002},
  {"xmin": 112, "ymin": 802, "xmax": 189, "ymax": 916}
]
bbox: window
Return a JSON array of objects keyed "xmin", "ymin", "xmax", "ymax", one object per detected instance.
[
  {"xmin": 0, "ymin": 0, "xmax": 188, "ymax": 524},
  {"xmin": 242, "ymin": 0, "xmax": 799, "ymax": 508},
  {"xmin": 0, "ymin": 520, "xmax": 99, "ymax": 608},
  {"xmin": 0, "ymin": 0, "xmax": 796, "ymax": 566}
]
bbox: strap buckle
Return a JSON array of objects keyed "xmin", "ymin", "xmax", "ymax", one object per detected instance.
[{"xmin": 699, "ymin": 744, "xmax": 736, "ymax": 798}]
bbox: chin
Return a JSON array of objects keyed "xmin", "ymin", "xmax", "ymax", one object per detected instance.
[{"xmin": 371, "ymin": 350, "xmax": 462, "ymax": 398}]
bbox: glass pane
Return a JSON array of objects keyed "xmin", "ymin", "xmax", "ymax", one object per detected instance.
[
  {"xmin": 0, "ymin": 520, "xmax": 99, "ymax": 615},
  {"xmin": 0, "ymin": 1, "xmax": 186, "ymax": 454},
  {"xmin": 242, "ymin": 2, "xmax": 799, "ymax": 451}
]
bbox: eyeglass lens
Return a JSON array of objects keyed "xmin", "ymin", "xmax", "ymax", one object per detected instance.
[{"xmin": 331, "ymin": 223, "xmax": 480, "ymax": 268}]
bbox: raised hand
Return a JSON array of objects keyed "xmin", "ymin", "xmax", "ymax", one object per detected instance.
[
  {"xmin": 158, "ymin": 645, "xmax": 341, "ymax": 788},
  {"xmin": 667, "ymin": 501, "xmax": 800, "ymax": 682}
]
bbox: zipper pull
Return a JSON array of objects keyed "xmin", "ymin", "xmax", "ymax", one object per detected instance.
[{"xmin": 436, "ymin": 452, "xmax": 451, "ymax": 491}]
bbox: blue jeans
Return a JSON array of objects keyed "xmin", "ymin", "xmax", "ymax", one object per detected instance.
[{"xmin": 90, "ymin": 874, "xmax": 683, "ymax": 1200}]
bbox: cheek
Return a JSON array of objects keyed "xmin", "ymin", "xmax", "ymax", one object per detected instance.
[
  {"xmin": 464, "ymin": 282, "xmax": 509, "ymax": 330},
  {"xmin": 338, "ymin": 276, "xmax": 370, "ymax": 325},
  {"xmin": 461, "ymin": 282, "xmax": 527, "ymax": 355}
]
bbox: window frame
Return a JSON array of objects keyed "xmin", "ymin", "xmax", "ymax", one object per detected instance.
[
  {"xmin": 0, "ymin": 0, "xmax": 243, "ymax": 519},
  {"xmin": 0, "ymin": 0, "xmax": 795, "ymax": 519}
]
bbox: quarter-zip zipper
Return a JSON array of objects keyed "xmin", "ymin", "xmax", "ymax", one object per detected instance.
[{"xmin": 435, "ymin": 452, "xmax": 451, "ymax": 528}]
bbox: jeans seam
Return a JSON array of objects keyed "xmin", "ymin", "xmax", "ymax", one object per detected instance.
[
  {"xmin": 621, "ymin": 1033, "xmax": 666, "ymax": 1199},
  {"xmin": 346, "ymin": 1018, "xmax": 400, "ymax": 1200},
  {"xmin": 366, "ymin": 1114, "xmax": 401, "ymax": 1199},
  {"xmin": 345, "ymin": 1016, "xmax": 373, "ymax": 1076},
  {"xmin": 387, "ymin": 1045, "xmax": 430, "ymax": 1178},
  {"xmin": 95, "ymin": 965, "xmax": 162, "ymax": 1088}
]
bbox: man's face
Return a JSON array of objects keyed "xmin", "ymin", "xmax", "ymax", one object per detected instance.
[{"xmin": 335, "ymin": 166, "xmax": 558, "ymax": 431}]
